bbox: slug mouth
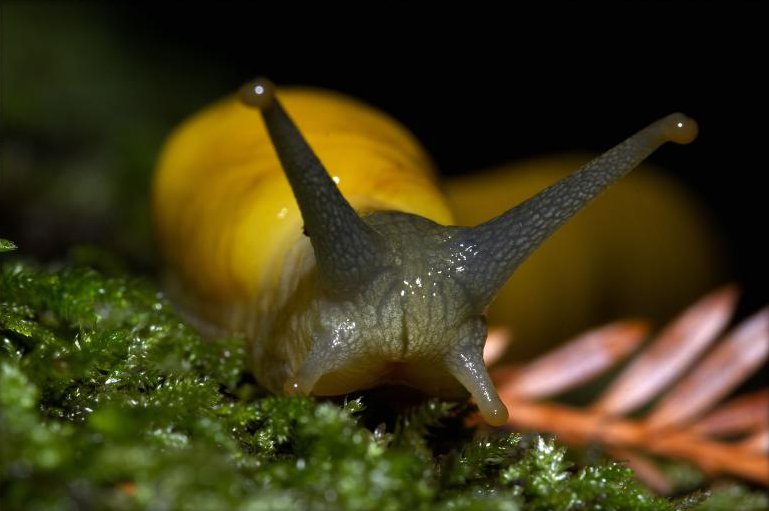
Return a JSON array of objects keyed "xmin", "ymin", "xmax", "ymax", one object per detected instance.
[{"xmin": 308, "ymin": 360, "xmax": 468, "ymax": 400}]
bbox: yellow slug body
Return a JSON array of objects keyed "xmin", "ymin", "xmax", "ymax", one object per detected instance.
[
  {"xmin": 154, "ymin": 88, "xmax": 453, "ymax": 335},
  {"xmin": 154, "ymin": 79, "xmax": 714, "ymax": 425}
]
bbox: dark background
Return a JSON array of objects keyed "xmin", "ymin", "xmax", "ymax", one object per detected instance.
[{"xmin": 1, "ymin": 2, "xmax": 765, "ymax": 314}]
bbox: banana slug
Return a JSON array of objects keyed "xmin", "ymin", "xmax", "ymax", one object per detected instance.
[{"xmin": 152, "ymin": 78, "xmax": 698, "ymax": 425}]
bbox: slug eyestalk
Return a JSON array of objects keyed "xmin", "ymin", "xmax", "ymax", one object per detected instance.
[
  {"xmin": 239, "ymin": 79, "xmax": 387, "ymax": 292},
  {"xmin": 451, "ymin": 113, "xmax": 698, "ymax": 308}
]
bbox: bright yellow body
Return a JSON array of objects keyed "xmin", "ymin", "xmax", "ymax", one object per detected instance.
[{"xmin": 153, "ymin": 88, "xmax": 453, "ymax": 337}]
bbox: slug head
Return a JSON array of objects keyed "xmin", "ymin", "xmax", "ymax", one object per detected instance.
[{"xmin": 239, "ymin": 78, "xmax": 697, "ymax": 426}]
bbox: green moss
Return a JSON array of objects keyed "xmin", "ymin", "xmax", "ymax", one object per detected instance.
[
  {"xmin": 685, "ymin": 485, "xmax": 769, "ymax": 511},
  {"xmin": 0, "ymin": 239, "xmax": 17, "ymax": 252},
  {"xmin": 1, "ymin": 259, "xmax": 766, "ymax": 510}
]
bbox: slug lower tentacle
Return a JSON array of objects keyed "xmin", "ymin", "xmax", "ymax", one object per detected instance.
[{"xmin": 154, "ymin": 77, "xmax": 698, "ymax": 426}]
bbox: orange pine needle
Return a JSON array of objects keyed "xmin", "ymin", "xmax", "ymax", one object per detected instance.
[
  {"xmin": 594, "ymin": 286, "xmax": 737, "ymax": 416},
  {"xmin": 741, "ymin": 429, "xmax": 769, "ymax": 453},
  {"xmin": 691, "ymin": 389, "xmax": 769, "ymax": 437},
  {"xmin": 496, "ymin": 321, "xmax": 648, "ymax": 400},
  {"xmin": 483, "ymin": 327, "xmax": 512, "ymax": 366},
  {"xmin": 647, "ymin": 309, "xmax": 769, "ymax": 429}
]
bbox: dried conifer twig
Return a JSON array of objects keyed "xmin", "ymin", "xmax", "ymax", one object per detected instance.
[{"xmin": 484, "ymin": 286, "xmax": 769, "ymax": 489}]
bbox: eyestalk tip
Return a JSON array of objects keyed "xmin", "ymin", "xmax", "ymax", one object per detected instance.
[
  {"xmin": 660, "ymin": 112, "xmax": 698, "ymax": 145},
  {"xmin": 238, "ymin": 77, "xmax": 276, "ymax": 109}
]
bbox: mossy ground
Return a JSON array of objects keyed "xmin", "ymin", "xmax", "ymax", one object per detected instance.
[{"xmin": 1, "ymin": 255, "xmax": 766, "ymax": 510}]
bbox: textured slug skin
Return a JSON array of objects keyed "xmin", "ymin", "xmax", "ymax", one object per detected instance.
[{"xmin": 153, "ymin": 87, "xmax": 453, "ymax": 339}]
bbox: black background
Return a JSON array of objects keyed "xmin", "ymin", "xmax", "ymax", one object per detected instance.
[{"xmin": 3, "ymin": 2, "xmax": 766, "ymax": 313}]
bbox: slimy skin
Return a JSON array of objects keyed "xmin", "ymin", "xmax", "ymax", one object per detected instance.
[{"xmin": 153, "ymin": 78, "xmax": 697, "ymax": 426}]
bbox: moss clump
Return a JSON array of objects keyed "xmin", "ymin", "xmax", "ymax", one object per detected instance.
[
  {"xmin": 0, "ymin": 239, "xmax": 17, "ymax": 252},
  {"xmin": 1, "ymin": 259, "xmax": 766, "ymax": 510}
]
